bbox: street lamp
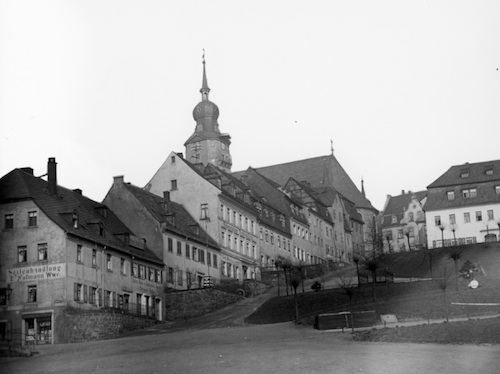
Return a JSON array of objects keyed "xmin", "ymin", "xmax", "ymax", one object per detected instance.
[{"xmin": 439, "ymin": 224, "xmax": 445, "ymax": 248}]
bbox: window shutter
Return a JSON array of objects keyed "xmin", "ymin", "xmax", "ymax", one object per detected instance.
[
  {"xmin": 74, "ymin": 283, "xmax": 78, "ymax": 301},
  {"xmin": 84, "ymin": 285, "xmax": 88, "ymax": 303}
]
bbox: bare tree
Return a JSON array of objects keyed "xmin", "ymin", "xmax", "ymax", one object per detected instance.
[
  {"xmin": 421, "ymin": 248, "xmax": 435, "ymax": 281},
  {"xmin": 363, "ymin": 258, "xmax": 379, "ymax": 302},
  {"xmin": 437, "ymin": 267, "xmax": 453, "ymax": 322},
  {"xmin": 337, "ymin": 275, "xmax": 357, "ymax": 333},
  {"xmin": 449, "ymin": 250, "xmax": 462, "ymax": 291},
  {"xmin": 353, "ymin": 255, "xmax": 361, "ymax": 289},
  {"xmin": 290, "ymin": 271, "xmax": 301, "ymax": 324}
]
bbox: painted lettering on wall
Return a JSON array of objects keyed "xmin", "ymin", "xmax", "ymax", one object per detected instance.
[{"xmin": 7, "ymin": 264, "xmax": 66, "ymax": 282}]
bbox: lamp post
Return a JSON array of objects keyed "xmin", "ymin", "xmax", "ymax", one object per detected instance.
[
  {"xmin": 439, "ymin": 224, "xmax": 445, "ymax": 248},
  {"xmin": 449, "ymin": 224, "xmax": 457, "ymax": 246}
]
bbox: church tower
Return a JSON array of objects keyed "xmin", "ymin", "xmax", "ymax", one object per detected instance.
[{"xmin": 184, "ymin": 54, "xmax": 232, "ymax": 172}]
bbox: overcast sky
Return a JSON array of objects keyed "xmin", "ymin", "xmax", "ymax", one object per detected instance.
[{"xmin": 1, "ymin": 0, "xmax": 499, "ymax": 211}]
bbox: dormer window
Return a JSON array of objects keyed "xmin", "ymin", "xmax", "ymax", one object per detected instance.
[
  {"xmin": 460, "ymin": 170, "xmax": 469, "ymax": 178},
  {"xmin": 486, "ymin": 168, "xmax": 493, "ymax": 176},
  {"xmin": 99, "ymin": 222, "xmax": 105, "ymax": 236},
  {"xmin": 447, "ymin": 191, "xmax": 455, "ymax": 200},
  {"xmin": 166, "ymin": 213, "xmax": 176, "ymax": 226},
  {"xmin": 72, "ymin": 210, "xmax": 79, "ymax": 228}
]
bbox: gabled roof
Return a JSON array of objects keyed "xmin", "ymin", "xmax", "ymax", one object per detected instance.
[
  {"xmin": 240, "ymin": 168, "xmax": 308, "ymax": 229},
  {"xmin": 0, "ymin": 168, "xmax": 163, "ymax": 265},
  {"xmin": 381, "ymin": 191, "xmax": 426, "ymax": 228},
  {"xmin": 283, "ymin": 178, "xmax": 333, "ymax": 224},
  {"xmin": 428, "ymin": 160, "xmax": 500, "ymax": 188},
  {"xmin": 234, "ymin": 154, "xmax": 377, "ymax": 212},
  {"xmin": 122, "ymin": 182, "xmax": 219, "ymax": 249}
]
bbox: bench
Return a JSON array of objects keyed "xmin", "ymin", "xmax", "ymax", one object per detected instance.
[{"xmin": 314, "ymin": 311, "xmax": 378, "ymax": 332}]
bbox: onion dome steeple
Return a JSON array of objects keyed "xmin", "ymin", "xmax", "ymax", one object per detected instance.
[
  {"xmin": 185, "ymin": 51, "xmax": 232, "ymax": 172},
  {"xmin": 192, "ymin": 52, "xmax": 219, "ymax": 132}
]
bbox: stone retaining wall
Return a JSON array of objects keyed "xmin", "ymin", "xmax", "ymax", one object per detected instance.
[
  {"xmin": 164, "ymin": 288, "xmax": 243, "ymax": 321},
  {"xmin": 55, "ymin": 307, "xmax": 158, "ymax": 343}
]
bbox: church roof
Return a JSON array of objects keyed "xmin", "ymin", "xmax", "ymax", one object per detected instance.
[{"xmin": 235, "ymin": 154, "xmax": 377, "ymax": 212}]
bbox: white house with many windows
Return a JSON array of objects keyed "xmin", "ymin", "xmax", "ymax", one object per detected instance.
[{"xmin": 425, "ymin": 160, "xmax": 500, "ymax": 248}]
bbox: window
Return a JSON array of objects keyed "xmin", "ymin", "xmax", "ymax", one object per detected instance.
[
  {"xmin": 106, "ymin": 254, "xmax": 112, "ymax": 271},
  {"xmin": 177, "ymin": 270, "xmax": 183, "ymax": 286},
  {"xmin": 186, "ymin": 272, "xmax": 192, "ymax": 287},
  {"xmin": 265, "ymin": 230, "xmax": 269, "ymax": 242},
  {"xmin": 239, "ymin": 214, "xmax": 243, "ymax": 227},
  {"xmin": 171, "ymin": 155, "xmax": 176, "ymax": 163},
  {"xmin": 447, "ymin": 191, "xmax": 455, "ymax": 200},
  {"xmin": 385, "ymin": 231, "xmax": 393, "ymax": 241},
  {"xmin": 5, "ymin": 214, "xmax": 13, "ymax": 229},
  {"xmin": 92, "ymin": 249, "xmax": 97, "ymax": 267},
  {"xmin": 461, "ymin": 171, "xmax": 469, "ymax": 178},
  {"xmin": 168, "ymin": 237, "xmax": 173, "ymax": 252},
  {"xmin": 185, "ymin": 243, "xmax": 190, "ymax": 258},
  {"xmin": 132, "ymin": 263, "xmax": 139, "ymax": 277},
  {"xmin": 496, "ymin": 186, "xmax": 500, "ymax": 195},
  {"xmin": 139, "ymin": 265, "xmax": 146, "ymax": 279},
  {"xmin": 201, "ymin": 203, "xmax": 209, "ymax": 220},
  {"xmin": 449, "ymin": 214, "xmax": 456, "ymax": 225},
  {"xmin": 434, "ymin": 216, "xmax": 441, "ymax": 226},
  {"xmin": 409, "ymin": 227, "xmax": 415, "ymax": 237},
  {"xmin": 149, "ymin": 267, "xmax": 155, "ymax": 281},
  {"xmin": 199, "ymin": 249, "xmax": 205, "ymax": 264},
  {"xmin": 77, "ymin": 245, "xmax": 82, "ymax": 262},
  {"xmin": 192, "ymin": 247, "xmax": 198, "ymax": 261},
  {"xmin": 171, "ymin": 180, "xmax": 177, "ymax": 190},
  {"xmin": 408, "ymin": 212, "xmax": 414, "ymax": 222},
  {"xmin": 28, "ymin": 286, "xmax": 37, "ymax": 303},
  {"xmin": 220, "ymin": 204, "xmax": 225, "ymax": 219},
  {"xmin": 28, "ymin": 211, "xmax": 37, "ymax": 226},
  {"xmin": 90, "ymin": 287, "xmax": 97, "ymax": 304},
  {"xmin": 18, "ymin": 246, "xmax": 27, "ymax": 263},
  {"xmin": 120, "ymin": 258, "xmax": 126, "ymax": 274},
  {"xmin": 155, "ymin": 269, "xmax": 161, "ymax": 283},
  {"xmin": 213, "ymin": 254, "xmax": 218, "ymax": 268},
  {"xmin": 207, "ymin": 252, "xmax": 212, "ymax": 266},
  {"xmin": 464, "ymin": 212, "xmax": 470, "ymax": 223},
  {"xmin": 488, "ymin": 210, "xmax": 494, "ymax": 220},
  {"xmin": 476, "ymin": 211, "xmax": 482, "ymax": 222},
  {"xmin": 462, "ymin": 188, "xmax": 477, "ymax": 198},
  {"xmin": 177, "ymin": 241, "xmax": 182, "ymax": 255},
  {"xmin": 398, "ymin": 230, "xmax": 403, "ymax": 239},
  {"xmin": 168, "ymin": 267, "xmax": 174, "ymax": 283},
  {"xmin": 38, "ymin": 243, "xmax": 48, "ymax": 261},
  {"xmin": 270, "ymin": 233, "xmax": 274, "ymax": 244}
]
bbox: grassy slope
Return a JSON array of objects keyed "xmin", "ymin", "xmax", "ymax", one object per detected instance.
[{"xmin": 246, "ymin": 242, "xmax": 500, "ymax": 344}]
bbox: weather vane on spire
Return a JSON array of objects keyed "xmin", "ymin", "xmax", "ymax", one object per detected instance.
[
  {"xmin": 330, "ymin": 140, "xmax": 334, "ymax": 155},
  {"xmin": 202, "ymin": 48, "xmax": 205, "ymax": 64}
]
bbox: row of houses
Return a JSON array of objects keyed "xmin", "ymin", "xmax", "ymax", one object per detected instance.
[
  {"xmin": 0, "ymin": 58, "xmax": 378, "ymax": 345},
  {"xmin": 380, "ymin": 159, "xmax": 500, "ymax": 253}
]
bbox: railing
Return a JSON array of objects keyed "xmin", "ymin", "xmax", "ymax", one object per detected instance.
[
  {"xmin": 0, "ymin": 330, "xmax": 38, "ymax": 352},
  {"xmin": 102, "ymin": 302, "xmax": 158, "ymax": 319}
]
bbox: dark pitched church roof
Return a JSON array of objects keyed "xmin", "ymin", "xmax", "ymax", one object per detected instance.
[
  {"xmin": 235, "ymin": 154, "xmax": 377, "ymax": 212},
  {"xmin": 0, "ymin": 168, "xmax": 163, "ymax": 265}
]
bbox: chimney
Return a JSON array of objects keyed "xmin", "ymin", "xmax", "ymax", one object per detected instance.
[
  {"xmin": 177, "ymin": 152, "xmax": 184, "ymax": 159},
  {"xmin": 48, "ymin": 158, "xmax": 57, "ymax": 195},
  {"xmin": 163, "ymin": 191, "xmax": 170, "ymax": 202},
  {"xmin": 113, "ymin": 175, "xmax": 124, "ymax": 184},
  {"xmin": 73, "ymin": 188, "xmax": 82, "ymax": 195},
  {"xmin": 20, "ymin": 167, "xmax": 34, "ymax": 175},
  {"xmin": 401, "ymin": 190, "xmax": 405, "ymax": 195},
  {"xmin": 241, "ymin": 174, "xmax": 248, "ymax": 185}
]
